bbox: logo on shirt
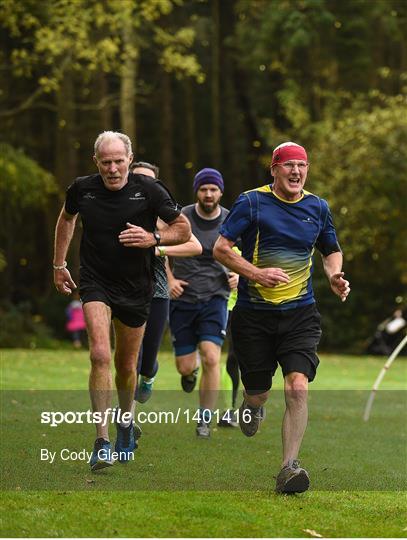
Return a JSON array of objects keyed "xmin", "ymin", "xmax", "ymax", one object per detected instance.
[
  {"xmin": 83, "ymin": 192, "xmax": 96, "ymax": 200},
  {"xmin": 129, "ymin": 192, "xmax": 146, "ymax": 201}
]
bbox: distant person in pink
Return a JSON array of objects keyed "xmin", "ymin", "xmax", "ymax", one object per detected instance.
[{"xmin": 66, "ymin": 292, "xmax": 86, "ymax": 348}]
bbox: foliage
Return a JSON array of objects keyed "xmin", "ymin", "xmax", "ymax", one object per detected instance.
[
  {"xmin": 0, "ymin": 302, "xmax": 58, "ymax": 348},
  {"xmin": 0, "ymin": 143, "xmax": 58, "ymax": 211},
  {"xmin": 0, "ymin": 145, "xmax": 59, "ymax": 307},
  {"xmin": 310, "ymin": 94, "xmax": 407, "ymax": 278},
  {"xmin": 308, "ymin": 93, "xmax": 407, "ymax": 350},
  {"xmin": 0, "ymin": 0, "xmax": 202, "ymax": 94}
]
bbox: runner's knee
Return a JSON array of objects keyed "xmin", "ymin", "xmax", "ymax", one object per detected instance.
[
  {"xmin": 89, "ymin": 345, "xmax": 111, "ymax": 367},
  {"xmin": 201, "ymin": 353, "xmax": 219, "ymax": 371},
  {"xmin": 176, "ymin": 356, "xmax": 196, "ymax": 376}
]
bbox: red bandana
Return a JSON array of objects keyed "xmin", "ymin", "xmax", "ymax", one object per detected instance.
[{"xmin": 271, "ymin": 143, "xmax": 307, "ymax": 166}]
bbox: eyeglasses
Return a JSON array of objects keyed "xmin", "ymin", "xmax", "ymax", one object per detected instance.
[{"xmin": 277, "ymin": 161, "xmax": 309, "ymax": 171}]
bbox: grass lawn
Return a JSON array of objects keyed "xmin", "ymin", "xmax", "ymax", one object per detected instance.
[{"xmin": 0, "ymin": 348, "xmax": 406, "ymax": 537}]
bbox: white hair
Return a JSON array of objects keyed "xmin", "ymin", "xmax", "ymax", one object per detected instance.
[
  {"xmin": 273, "ymin": 141, "xmax": 302, "ymax": 151},
  {"xmin": 94, "ymin": 131, "xmax": 132, "ymax": 157}
]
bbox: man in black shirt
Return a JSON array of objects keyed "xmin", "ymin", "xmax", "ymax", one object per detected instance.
[{"xmin": 53, "ymin": 131, "xmax": 190, "ymax": 471}]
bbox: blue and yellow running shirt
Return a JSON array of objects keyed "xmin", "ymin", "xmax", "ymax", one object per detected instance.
[{"xmin": 219, "ymin": 185, "xmax": 341, "ymax": 310}]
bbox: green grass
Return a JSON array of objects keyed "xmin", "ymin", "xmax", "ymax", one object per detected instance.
[{"xmin": 1, "ymin": 349, "xmax": 406, "ymax": 537}]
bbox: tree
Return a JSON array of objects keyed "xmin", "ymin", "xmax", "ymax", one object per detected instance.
[
  {"xmin": 0, "ymin": 143, "xmax": 59, "ymax": 302},
  {"xmin": 310, "ymin": 94, "xmax": 407, "ymax": 350}
]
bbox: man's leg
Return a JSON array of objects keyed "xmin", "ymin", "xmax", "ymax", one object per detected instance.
[
  {"xmin": 136, "ymin": 298, "xmax": 169, "ymax": 403},
  {"xmin": 113, "ymin": 318, "xmax": 146, "ymax": 462},
  {"xmin": 139, "ymin": 298, "xmax": 169, "ymax": 379},
  {"xmin": 83, "ymin": 301, "xmax": 116, "ymax": 471},
  {"xmin": 238, "ymin": 388, "xmax": 269, "ymax": 437},
  {"xmin": 170, "ymin": 304, "xmax": 200, "ymax": 392},
  {"xmin": 198, "ymin": 340, "xmax": 221, "ymax": 412},
  {"xmin": 176, "ymin": 351, "xmax": 199, "ymax": 392},
  {"xmin": 281, "ymin": 371, "xmax": 308, "ymax": 466},
  {"xmin": 113, "ymin": 318, "xmax": 146, "ymax": 415},
  {"xmin": 83, "ymin": 301, "xmax": 113, "ymax": 441},
  {"xmin": 274, "ymin": 371, "xmax": 310, "ymax": 493},
  {"xmin": 226, "ymin": 348, "xmax": 240, "ymax": 410}
]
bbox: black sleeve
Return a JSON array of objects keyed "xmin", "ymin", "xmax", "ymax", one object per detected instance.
[
  {"xmin": 149, "ymin": 180, "xmax": 181, "ymax": 223},
  {"xmin": 64, "ymin": 180, "xmax": 79, "ymax": 215}
]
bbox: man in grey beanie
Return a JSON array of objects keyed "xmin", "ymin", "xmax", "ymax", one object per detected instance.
[{"xmin": 167, "ymin": 168, "xmax": 238, "ymax": 438}]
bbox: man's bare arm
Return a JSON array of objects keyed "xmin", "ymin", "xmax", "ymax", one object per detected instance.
[
  {"xmin": 322, "ymin": 251, "xmax": 350, "ymax": 302},
  {"xmin": 53, "ymin": 207, "xmax": 78, "ymax": 295},
  {"xmin": 213, "ymin": 236, "xmax": 289, "ymax": 288},
  {"xmin": 119, "ymin": 213, "xmax": 191, "ymax": 248}
]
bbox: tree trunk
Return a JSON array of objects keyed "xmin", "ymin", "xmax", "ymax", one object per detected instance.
[
  {"xmin": 55, "ymin": 72, "xmax": 77, "ymax": 190},
  {"xmin": 160, "ymin": 71, "xmax": 175, "ymax": 194},
  {"xmin": 96, "ymin": 71, "xmax": 112, "ymax": 130},
  {"xmin": 120, "ymin": 17, "xmax": 138, "ymax": 150},
  {"xmin": 184, "ymin": 78, "xmax": 197, "ymax": 182},
  {"xmin": 55, "ymin": 71, "xmax": 80, "ymax": 282},
  {"xmin": 211, "ymin": 0, "xmax": 221, "ymax": 168}
]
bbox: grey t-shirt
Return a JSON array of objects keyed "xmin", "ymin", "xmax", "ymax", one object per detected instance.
[{"xmin": 172, "ymin": 204, "xmax": 230, "ymax": 303}]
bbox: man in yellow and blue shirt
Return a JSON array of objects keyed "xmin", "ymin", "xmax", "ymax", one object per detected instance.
[{"xmin": 214, "ymin": 141, "xmax": 350, "ymax": 493}]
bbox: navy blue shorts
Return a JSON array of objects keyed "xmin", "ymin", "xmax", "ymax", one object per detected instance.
[{"xmin": 169, "ymin": 296, "xmax": 228, "ymax": 356}]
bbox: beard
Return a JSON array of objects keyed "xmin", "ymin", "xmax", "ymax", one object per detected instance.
[{"xmin": 198, "ymin": 199, "xmax": 219, "ymax": 214}]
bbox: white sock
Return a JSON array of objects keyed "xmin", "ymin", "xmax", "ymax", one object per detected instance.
[{"xmin": 120, "ymin": 415, "xmax": 133, "ymax": 429}]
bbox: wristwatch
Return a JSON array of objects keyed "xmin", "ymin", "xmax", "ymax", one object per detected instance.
[{"xmin": 153, "ymin": 231, "xmax": 161, "ymax": 246}]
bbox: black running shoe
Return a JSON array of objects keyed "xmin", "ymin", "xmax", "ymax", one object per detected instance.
[
  {"xmin": 181, "ymin": 367, "xmax": 199, "ymax": 393},
  {"xmin": 275, "ymin": 459, "xmax": 310, "ymax": 493},
  {"xmin": 238, "ymin": 400, "xmax": 265, "ymax": 437}
]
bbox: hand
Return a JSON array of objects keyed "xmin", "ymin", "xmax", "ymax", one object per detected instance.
[
  {"xmin": 330, "ymin": 272, "xmax": 350, "ymax": 302},
  {"xmin": 118, "ymin": 223, "xmax": 155, "ymax": 248},
  {"xmin": 253, "ymin": 267, "xmax": 290, "ymax": 287},
  {"xmin": 54, "ymin": 268, "xmax": 77, "ymax": 295},
  {"xmin": 228, "ymin": 272, "xmax": 239, "ymax": 290},
  {"xmin": 169, "ymin": 278, "xmax": 189, "ymax": 299}
]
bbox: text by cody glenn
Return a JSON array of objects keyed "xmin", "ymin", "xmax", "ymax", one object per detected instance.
[{"xmin": 40, "ymin": 447, "xmax": 135, "ymax": 464}]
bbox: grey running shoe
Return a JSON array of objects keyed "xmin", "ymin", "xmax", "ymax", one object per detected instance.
[
  {"xmin": 218, "ymin": 409, "xmax": 238, "ymax": 428},
  {"xmin": 136, "ymin": 376, "xmax": 155, "ymax": 403},
  {"xmin": 238, "ymin": 400, "xmax": 265, "ymax": 437},
  {"xmin": 275, "ymin": 459, "xmax": 310, "ymax": 494},
  {"xmin": 181, "ymin": 367, "xmax": 199, "ymax": 393},
  {"xmin": 196, "ymin": 421, "xmax": 211, "ymax": 438}
]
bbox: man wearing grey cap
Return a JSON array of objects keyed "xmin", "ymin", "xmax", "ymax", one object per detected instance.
[{"xmin": 167, "ymin": 168, "xmax": 238, "ymax": 438}]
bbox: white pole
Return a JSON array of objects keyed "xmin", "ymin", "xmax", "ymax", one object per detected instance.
[{"xmin": 363, "ymin": 334, "xmax": 407, "ymax": 421}]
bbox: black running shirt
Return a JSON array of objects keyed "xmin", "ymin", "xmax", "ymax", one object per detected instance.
[{"xmin": 64, "ymin": 173, "xmax": 180, "ymax": 301}]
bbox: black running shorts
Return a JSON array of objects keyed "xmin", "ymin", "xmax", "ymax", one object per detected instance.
[
  {"xmin": 80, "ymin": 281, "xmax": 150, "ymax": 328},
  {"xmin": 231, "ymin": 303, "xmax": 322, "ymax": 394}
]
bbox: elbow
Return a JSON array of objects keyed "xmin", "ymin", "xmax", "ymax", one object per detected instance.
[
  {"xmin": 213, "ymin": 242, "xmax": 225, "ymax": 264},
  {"xmin": 181, "ymin": 223, "xmax": 192, "ymax": 244}
]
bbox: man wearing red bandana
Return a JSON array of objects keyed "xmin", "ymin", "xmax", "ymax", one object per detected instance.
[{"xmin": 214, "ymin": 142, "xmax": 350, "ymax": 493}]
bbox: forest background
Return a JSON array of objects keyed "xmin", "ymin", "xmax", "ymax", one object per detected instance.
[{"xmin": 0, "ymin": 0, "xmax": 406, "ymax": 352}]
